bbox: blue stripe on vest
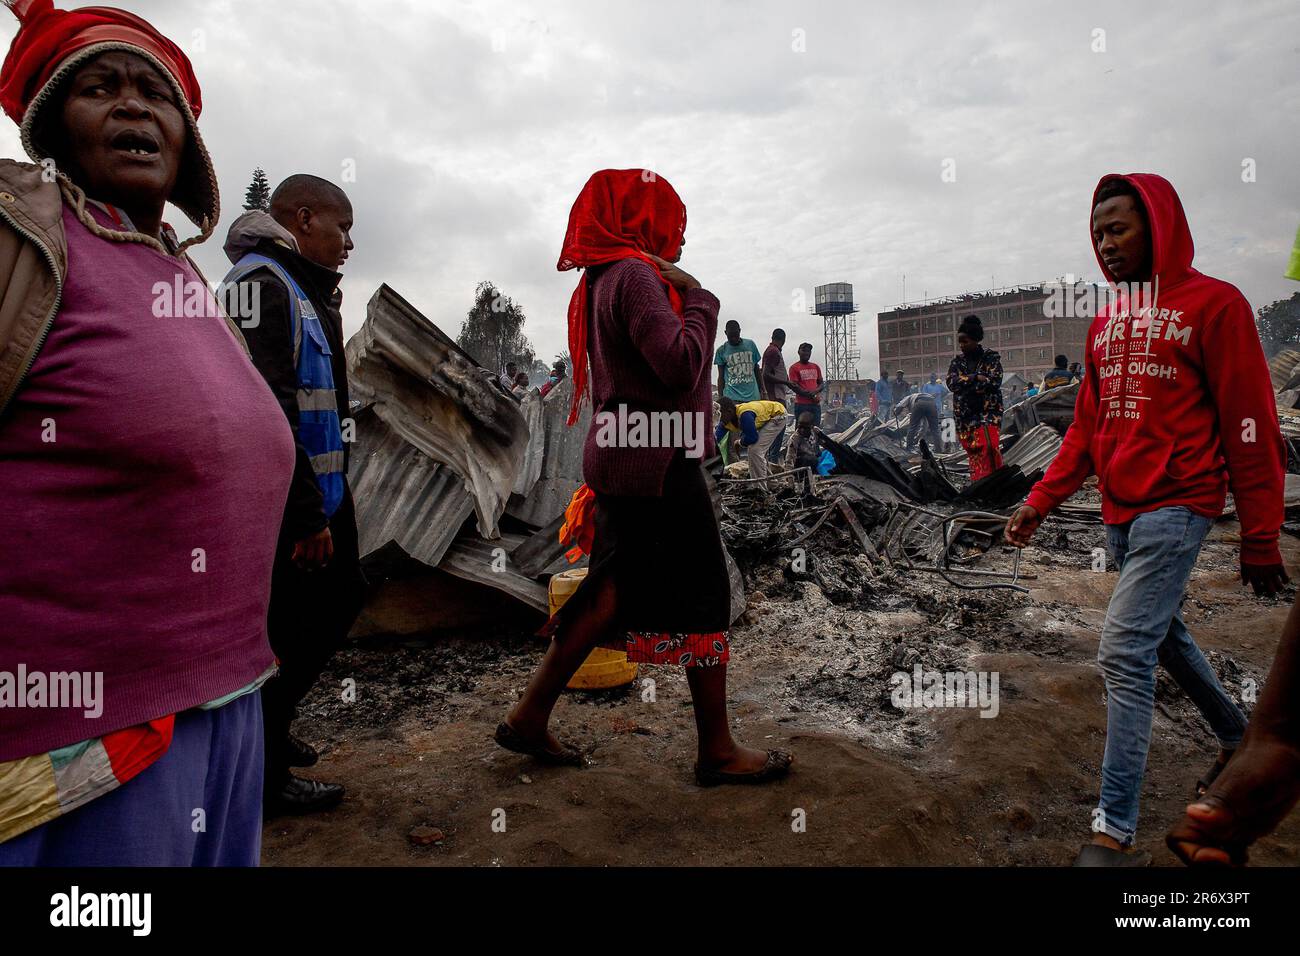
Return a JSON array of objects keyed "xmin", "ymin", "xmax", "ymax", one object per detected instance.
[{"xmin": 224, "ymin": 252, "xmax": 345, "ymax": 518}]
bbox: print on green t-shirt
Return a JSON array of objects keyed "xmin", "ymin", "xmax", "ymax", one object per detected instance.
[{"xmin": 715, "ymin": 339, "xmax": 761, "ymax": 402}]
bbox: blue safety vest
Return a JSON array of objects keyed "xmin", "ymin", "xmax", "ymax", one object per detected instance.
[{"xmin": 224, "ymin": 252, "xmax": 345, "ymax": 517}]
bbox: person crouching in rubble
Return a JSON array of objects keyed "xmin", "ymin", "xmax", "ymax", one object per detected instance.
[
  {"xmin": 1006, "ymin": 174, "xmax": 1288, "ymax": 866},
  {"xmin": 785, "ymin": 411, "xmax": 821, "ymax": 495},
  {"xmin": 223, "ymin": 175, "xmax": 365, "ymax": 816},
  {"xmin": 0, "ymin": 0, "xmax": 293, "ymax": 864},
  {"xmin": 946, "ymin": 314, "xmax": 1004, "ymax": 480},
  {"xmin": 716, "ymin": 395, "xmax": 787, "ymax": 493},
  {"xmin": 495, "ymin": 169, "xmax": 793, "ymax": 786},
  {"xmin": 906, "ymin": 373, "xmax": 944, "ymax": 453}
]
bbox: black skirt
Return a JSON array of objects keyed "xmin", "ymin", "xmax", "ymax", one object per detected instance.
[{"xmin": 553, "ymin": 451, "xmax": 732, "ymax": 639}]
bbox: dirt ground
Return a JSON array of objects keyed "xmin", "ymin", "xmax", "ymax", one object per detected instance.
[{"xmin": 261, "ymin": 510, "xmax": 1300, "ymax": 867}]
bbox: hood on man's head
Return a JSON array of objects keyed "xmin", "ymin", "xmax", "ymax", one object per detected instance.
[
  {"xmin": 1091, "ymin": 172, "xmax": 1195, "ymax": 286},
  {"xmin": 223, "ymin": 209, "xmax": 300, "ymax": 264},
  {"xmin": 0, "ymin": 0, "xmax": 218, "ymax": 242}
]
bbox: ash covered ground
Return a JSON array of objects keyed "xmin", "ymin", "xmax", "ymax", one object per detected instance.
[{"xmin": 263, "ymin": 480, "xmax": 1300, "ymax": 867}]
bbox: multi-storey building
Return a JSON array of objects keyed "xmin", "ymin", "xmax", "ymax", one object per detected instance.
[{"xmin": 875, "ymin": 282, "xmax": 1093, "ymax": 385}]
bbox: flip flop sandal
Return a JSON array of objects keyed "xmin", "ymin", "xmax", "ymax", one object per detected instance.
[
  {"xmin": 493, "ymin": 722, "xmax": 587, "ymax": 767},
  {"xmin": 1072, "ymin": 844, "xmax": 1152, "ymax": 867},
  {"xmin": 694, "ymin": 749, "xmax": 793, "ymax": 787},
  {"xmin": 1196, "ymin": 749, "xmax": 1236, "ymax": 798}
]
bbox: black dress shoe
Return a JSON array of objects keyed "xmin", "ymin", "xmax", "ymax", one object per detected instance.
[
  {"xmin": 287, "ymin": 734, "xmax": 319, "ymax": 768},
  {"xmin": 265, "ymin": 775, "xmax": 344, "ymax": 817}
]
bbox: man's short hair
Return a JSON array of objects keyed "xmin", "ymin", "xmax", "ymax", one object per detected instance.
[
  {"xmin": 725, "ymin": 320, "xmax": 741, "ymax": 332},
  {"xmin": 772, "ymin": 328, "xmax": 785, "ymax": 341},
  {"xmin": 1094, "ymin": 177, "xmax": 1147, "ymax": 222},
  {"xmin": 798, "ymin": 342, "xmax": 813, "ymax": 351},
  {"xmin": 269, "ymin": 174, "xmax": 351, "ymax": 227},
  {"xmin": 1055, "ymin": 354, "xmax": 1068, "ymax": 367}
]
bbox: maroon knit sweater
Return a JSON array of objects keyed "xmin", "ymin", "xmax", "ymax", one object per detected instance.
[{"xmin": 581, "ymin": 258, "xmax": 720, "ymax": 496}]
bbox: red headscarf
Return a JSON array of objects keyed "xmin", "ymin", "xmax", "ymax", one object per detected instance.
[
  {"xmin": 557, "ymin": 169, "xmax": 687, "ymax": 425},
  {"xmin": 1, "ymin": 0, "xmax": 202, "ymax": 125}
]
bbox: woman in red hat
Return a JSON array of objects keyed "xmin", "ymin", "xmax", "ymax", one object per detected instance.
[
  {"xmin": 495, "ymin": 169, "xmax": 793, "ymax": 786},
  {"xmin": 0, "ymin": 1, "xmax": 293, "ymax": 864}
]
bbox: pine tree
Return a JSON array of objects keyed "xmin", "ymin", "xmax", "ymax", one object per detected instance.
[{"xmin": 243, "ymin": 167, "xmax": 271, "ymax": 211}]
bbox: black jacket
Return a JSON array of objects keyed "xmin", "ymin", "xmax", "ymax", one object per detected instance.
[{"xmin": 240, "ymin": 238, "xmax": 351, "ymax": 543}]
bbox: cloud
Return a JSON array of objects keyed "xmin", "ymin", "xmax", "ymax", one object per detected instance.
[{"xmin": 2, "ymin": 0, "xmax": 1296, "ymax": 380}]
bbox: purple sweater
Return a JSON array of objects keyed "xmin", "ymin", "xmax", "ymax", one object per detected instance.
[
  {"xmin": 0, "ymin": 204, "xmax": 294, "ymax": 761},
  {"xmin": 581, "ymin": 258, "xmax": 720, "ymax": 496}
]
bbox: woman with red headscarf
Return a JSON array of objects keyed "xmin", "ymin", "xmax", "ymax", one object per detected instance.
[
  {"xmin": 495, "ymin": 169, "xmax": 793, "ymax": 786},
  {"xmin": 0, "ymin": 1, "xmax": 293, "ymax": 864}
]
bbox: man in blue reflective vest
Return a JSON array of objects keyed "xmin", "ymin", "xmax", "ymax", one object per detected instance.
[{"xmin": 223, "ymin": 175, "xmax": 364, "ymax": 816}]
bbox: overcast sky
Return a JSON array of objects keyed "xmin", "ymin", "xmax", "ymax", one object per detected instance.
[{"xmin": 4, "ymin": 0, "xmax": 1298, "ymax": 377}]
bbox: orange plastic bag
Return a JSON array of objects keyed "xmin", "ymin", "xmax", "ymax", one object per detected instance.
[{"xmin": 558, "ymin": 484, "xmax": 596, "ymax": 563}]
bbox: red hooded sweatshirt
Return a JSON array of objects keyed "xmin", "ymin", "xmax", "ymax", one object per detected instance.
[{"xmin": 1025, "ymin": 173, "xmax": 1285, "ymax": 565}]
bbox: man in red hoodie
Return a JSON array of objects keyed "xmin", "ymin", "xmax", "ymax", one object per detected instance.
[{"xmin": 1006, "ymin": 174, "xmax": 1289, "ymax": 866}]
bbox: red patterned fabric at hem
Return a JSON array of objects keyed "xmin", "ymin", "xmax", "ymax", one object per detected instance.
[{"xmin": 626, "ymin": 631, "xmax": 729, "ymax": 667}]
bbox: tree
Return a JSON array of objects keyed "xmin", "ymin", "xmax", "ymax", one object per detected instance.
[
  {"xmin": 1256, "ymin": 292, "xmax": 1300, "ymax": 358},
  {"xmin": 243, "ymin": 167, "xmax": 271, "ymax": 211},
  {"xmin": 456, "ymin": 281, "xmax": 535, "ymax": 374}
]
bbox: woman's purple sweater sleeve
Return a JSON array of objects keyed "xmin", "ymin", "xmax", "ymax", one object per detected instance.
[{"xmin": 620, "ymin": 262, "xmax": 720, "ymax": 392}]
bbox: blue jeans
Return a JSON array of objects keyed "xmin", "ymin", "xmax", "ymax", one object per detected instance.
[{"xmin": 1095, "ymin": 506, "xmax": 1247, "ymax": 845}]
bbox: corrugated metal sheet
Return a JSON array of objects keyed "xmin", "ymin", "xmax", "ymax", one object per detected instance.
[
  {"xmin": 999, "ymin": 423, "xmax": 1062, "ymax": 473},
  {"xmin": 348, "ymin": 405, "xmax": 475, "ymax": 566},
  {"xmin": 439, "ymin": 529, "xmax": 550, "ymax": 613},
  {"xmin": 1269, "ymin": 348, "xmax": 1300, "ymax": 392},
  {"xmin": 507, "ymin": 377, "xmax": 591, "ymax": 527},
  {"xmin": 346, "ymin": 284, "xmax": 528, "ymax": 540}
]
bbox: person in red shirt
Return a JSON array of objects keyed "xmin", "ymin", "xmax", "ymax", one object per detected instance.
[
  {"xmin": 788, "ymin": 342, "xmax": 825, "ymax": 427},
  {"xmin": 1006, "ymin": 174, "xmax": 1289, "ymax": 866}
]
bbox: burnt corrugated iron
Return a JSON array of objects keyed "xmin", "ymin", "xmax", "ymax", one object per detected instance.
[
  {"xmin": 348, "ymin": 405, "xmax": 476, "ymax": 566},
  {"xmin": 346, "ymin": 284, "xmax": 528, "ymax": 542},
  {"xmin": 507, "ymin": 377, "xmax": 590, "ymax": 527}
]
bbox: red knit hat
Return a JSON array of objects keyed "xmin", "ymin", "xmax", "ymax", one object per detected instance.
[{"xmin": 0, "ymin": 0, "xmax": 218, "ymax": 239}]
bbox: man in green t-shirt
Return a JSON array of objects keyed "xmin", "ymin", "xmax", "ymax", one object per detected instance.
[
  {"xmin": 714, "ymin": 320, "xmax": 762, "ymax": 464},
  {"xmin": 715, "ymin": 320, "xmax": 761, "ymax": 402}
]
